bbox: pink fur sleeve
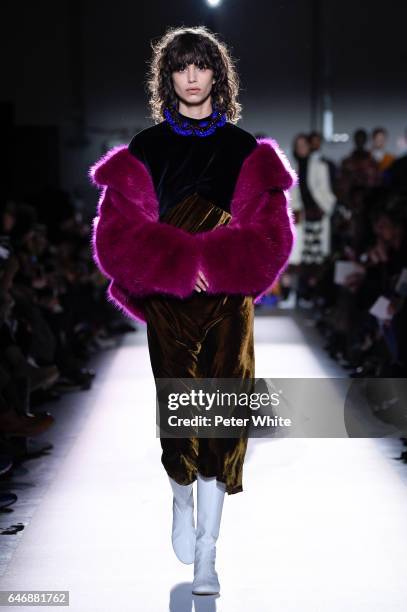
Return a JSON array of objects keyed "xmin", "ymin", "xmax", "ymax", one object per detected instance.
[
  {"xmin": 91, "ymin": 186, "xmax": 201, "ymax": 298},
  {"xmin": 197, "ymin": 189, "xmax": 296, "ymax": 299}
]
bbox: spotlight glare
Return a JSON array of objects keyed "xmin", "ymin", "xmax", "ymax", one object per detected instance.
[{"xmin": 206, "ymin": 0, "xmax": 222, "ymax": 7}]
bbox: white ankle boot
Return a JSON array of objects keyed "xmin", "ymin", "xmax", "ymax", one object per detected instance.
[
  {"xmin": 192, "ymin": 473, "xmax": 226, "ymax": 595},
  {"xmin": 169, "ymin": 476, "xmax": 196, "ymax": 564}
]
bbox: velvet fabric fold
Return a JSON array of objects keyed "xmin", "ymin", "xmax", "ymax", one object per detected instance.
[{"xmin": 143, "ymin": 192, "xmax": 254, "ymax": 495}]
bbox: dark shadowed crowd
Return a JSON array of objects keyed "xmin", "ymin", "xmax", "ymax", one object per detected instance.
[
  {"xmin": 0, "ymin": 190, "xmax": 135, "ymax": 518},
  {"xmin": 272, "ymin": 127, "xmax": 407, "ymax": 380},
  {"xmin": 257, "ymin": 125, "xmax": 407, "ymax": 462}
]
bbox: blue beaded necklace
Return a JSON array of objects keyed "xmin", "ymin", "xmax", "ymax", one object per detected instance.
[{"xmin": 163, "ymin": 104, "xmax": 227, "ymax": 137}]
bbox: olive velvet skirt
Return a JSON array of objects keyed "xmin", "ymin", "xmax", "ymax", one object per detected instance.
[{"xmin": 142, "ymin": 192, "xmax": 255, "ymax": 495}]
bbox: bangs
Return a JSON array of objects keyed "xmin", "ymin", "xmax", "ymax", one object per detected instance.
[
  {"xmin": 147, "ymin": 25, "xmax": 242, "ymax": 123},
  {"xmin": 166, "ymin": 34, "xmax": 215, "ymax": 72}
]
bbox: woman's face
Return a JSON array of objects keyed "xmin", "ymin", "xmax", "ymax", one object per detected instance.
[
  {"xmin": 2, "ymin": 212, "xmax": 15, "ymax": 233},
  {"xmin": 295, "ymin": 137, "xmax": 310, "ymax": 158},
  {"xmin": 372, "ymin": 131, "xmax": 386, "ymax": 149},
  {"xmin": 171, "ymin": 63, "xmax": 215, "ymax": 108}
]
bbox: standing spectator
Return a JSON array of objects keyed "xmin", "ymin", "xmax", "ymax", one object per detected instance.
[
  {"xmin": 309, "ymin": 130, "xmax": 337, "ymax": 193},
  {"xmin": 338, "ymin": 129, "xmax": 380, "ymax": 204},
  {"xmin": 283, "ymin": 133, "xmax": 336, "ymax": 306},
  {"xmin": 385, "ymin": 128, "xmax": 407, "ymax": 194},
  {"xmin": 289, "ymin": 133, "xmax": 336, "ymax": 266},
  {"xmin": 371, "ymin": 127, "xmax": 395, "ymax": 173}
]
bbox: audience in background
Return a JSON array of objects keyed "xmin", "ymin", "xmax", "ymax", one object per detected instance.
[
  {"xmin": 280, "ymin": 127, "xmax": 407, "ymax": 383},
  {"xmin": 0, "ymin": 189, "xmax": 135, "ymax": 513}
]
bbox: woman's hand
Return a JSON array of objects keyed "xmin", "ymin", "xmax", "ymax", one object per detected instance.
[
  {"xmin": 344, "ymin": 270, "xmax": 366, "ymax": 293},
  {"xmin": 368, "ymin": 239, "xmax": 388, "ymax": 264},
  {"xmin": 194, "ymin": 269, "xmax": 209, "ymax": 292}
]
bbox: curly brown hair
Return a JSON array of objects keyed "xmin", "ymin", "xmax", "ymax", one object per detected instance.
[{"xmin": 146, "ymin": 25, "xmax": 242, "ymax": 124}]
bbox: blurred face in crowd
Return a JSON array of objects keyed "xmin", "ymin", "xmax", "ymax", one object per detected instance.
[
  {"xmin": 373, "ymin": 214, "xmax": 395, "ymax": 242},
  {"xmin": 294, "ymin": 136, "xmax": 310, "ymax": 159},
  {"xmin": 372, "ymin": 130, "xmax": 387, "ymax": 150},
  {"xmin": 21, "ymin": 227, "xmax": 48, "ymax": 255},
  {"xmin": 354, "ymin": 129, "xmax": 368, "ymax": 150},
  {"xmin": 1, "ymin": 211, "xmax": 15, "ymax": 233},
  {"xmin": 171, "ymin": 62, "xmax": 215, "ymax": 111},
  {"xmin": 309, "ymin": 133, "xmax": 322, "ymax": 152}
]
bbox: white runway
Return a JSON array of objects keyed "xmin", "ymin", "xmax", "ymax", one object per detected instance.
[{"xmin": 1, "ymin": 313, "xmax": 406, "ymax": 611}]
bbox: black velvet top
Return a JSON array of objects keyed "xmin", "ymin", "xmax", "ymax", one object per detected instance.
[{"xmin": 128, "ymin": 109, "xmax": 258, "ymax": 219}]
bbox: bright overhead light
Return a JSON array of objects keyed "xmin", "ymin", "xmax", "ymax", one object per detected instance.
[{"xmin": 206, "ymin": 0, "xmax": 222, "ymax": 7}]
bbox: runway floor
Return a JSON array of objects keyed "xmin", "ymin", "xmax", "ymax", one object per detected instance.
[{"xmin": 0, "ymin": 310, "xmax": 406, "ymax": 611}]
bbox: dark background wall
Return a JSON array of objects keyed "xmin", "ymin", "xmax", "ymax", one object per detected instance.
[{"xmin": 2, "ymin": 1, "xmax": 406, "ymax": 210}]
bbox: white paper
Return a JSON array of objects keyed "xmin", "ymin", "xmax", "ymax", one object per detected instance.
[
  {"xmin": 369, "ymin": 296, "xmax": 393, "ymax": 320},
  {"xmin": 0, "ymin": 245, "xmax": 10, "ymax": 260},
  {"xmin": 334, "ymin": 260, "xmax": 365, "ymax": 285}
]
